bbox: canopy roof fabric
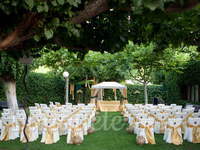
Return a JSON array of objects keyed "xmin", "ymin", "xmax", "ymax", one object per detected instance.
[{"xmin": 91, "ymin": 82, "xmax": 126, "ymax": 89}]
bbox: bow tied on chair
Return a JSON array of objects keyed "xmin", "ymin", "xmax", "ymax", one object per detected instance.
[
  {"xmin": 43, "ymin": 124, "xmax": 58, "ymax": 144},
  {"xmin": 1, "ymin": 122, "xmax": 16, "ymax": 141},
  {"xmin": 166, "ymin": 124, "xmax": 183, "ymax": 145},
  {"xmin": 187, "ymin": 122, "xmax": 200, "ymax": 143},
  {"xmin": 139, "ymin": 123, "xmax": 156, "ymax": 144}
]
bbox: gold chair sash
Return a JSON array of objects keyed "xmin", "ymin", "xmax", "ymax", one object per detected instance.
[
  {"xmin": 68, "ymin": 124, "xmax": 83, "ymax": 144},
  {"xmin": 139, "ymin": 124, "xmax": 156, "ymax": 144},
  {"xmin": 167, "ymin": 124, "xmax": 183, "ymax": 145},
  {"xmin": 57, "ymin": 120, "xmax": 68, "ymax": 135},
  {"xmin": 1, "ymin": 123, "xmax": 16, "ymax": 141},
  {"xmin": 155, "ymin": 118, "xmax": 168, "ymax": 133},
  {"xmin": 43, "ymin": 124, "xmax": 58, "ymax": 144},
  {"xmin": 20, "ymin": 122, "xmax": 38, "ymax": 143},
  {"xmin": 187, "ymin": 123, "xmax": 200, "ymax": 143}
]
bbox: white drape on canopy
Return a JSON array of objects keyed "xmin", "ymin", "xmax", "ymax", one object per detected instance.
[{"xmin": 91, "ymin": 82, "xmax": 127, "ymax": 101}]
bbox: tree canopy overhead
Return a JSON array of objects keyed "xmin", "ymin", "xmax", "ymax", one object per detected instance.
[{"xmin": 0, "ymin": 0, "xmax": 200, "ymax": 57}]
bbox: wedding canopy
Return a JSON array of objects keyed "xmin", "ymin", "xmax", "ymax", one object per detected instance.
[
  {"xmin": 91, "ymin": 82, "xmax": 127, "ymax": 101},
  {"xmin": 91, "ymin": 82, "xmax": 126, "ymax": 89}
]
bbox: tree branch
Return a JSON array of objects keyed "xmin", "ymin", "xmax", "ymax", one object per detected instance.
[
  {"xmin": 165, "ymin": 0, "xmax": 199, "ymax": 13},
  {"xmin": 0, "ymin": 13, "xmax": 39, "ymax": 51},
  {"xmin": 70, "ymin": 0, "xmax": 109, "ymax": 24},
  {"xmin": 128, "ymin": 69, "xmax": 144, "ymax": 84},
  {"xmin": 0, "ymin": 0, "xmax": 199, "ymax": 51}
]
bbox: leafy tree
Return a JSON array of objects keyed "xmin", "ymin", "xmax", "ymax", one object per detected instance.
[
  {"xmin": 117, "ymin": 42, "xmax": 162, "ymax": 104},
  {"xmin": 33, "ymin": 49, "xmax": 126, "ymax": 83},
  {"xmin": 0, "ymin": 52, "xmax": 24, "ymax": 111},
  {"xmin": 152, "ymin": 46, "xmax": 200, "ymax": 102},
  {"xmin": 0, "ymin": 0, "xmax": 199, "ymax": 53}
]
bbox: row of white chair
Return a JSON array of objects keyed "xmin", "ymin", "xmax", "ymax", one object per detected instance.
[
  {"xmin": 0, "ymin": 102, "xmax": 96, "ymax": 144},
  {"xmin": 124, "ymin": 104, "xmax": 200, "ymax": 145}
]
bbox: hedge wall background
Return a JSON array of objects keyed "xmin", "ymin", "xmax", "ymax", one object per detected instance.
[
  {"xmin": 0, "ymin": 73, "xmax": 65, "ymax": 105},
  {"xmin": 0, "ymin": 72, "xmax": 168, "ymax": 105}
]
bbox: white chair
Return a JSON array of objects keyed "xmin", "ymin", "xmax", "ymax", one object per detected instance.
[
  {"xmin": 0, "ymin": 118, "xmax": 19, "ymax": 141},
  {"xmin": 40, "ymin": 104, "xmax": 48, "ymax": 108},
  {"xmin": 55, "ymin": 102, "xmax": 61, "ymax": 107},
  {"xmin": 0, "ymin": 119, "xmax": 2, "ymax": 134},
  {"xmin": 78, "ymin": 103, "xmax": 86, "ymax": 108},
  {"xmin": 128, "ymin": 110, "xmax": 143, "ymax": 123},
  {"xmin": 35, "ymin": 103, "xmax": 40, "ymax": 108},
  {"xmin": 170, "ymin": 104, "xmax": 177, "ymax": 107},
  {"xmin": 184, "ymin": 118, "xmax": 200, "ymax": 143},
  {"xmin": 41, "ymin": 119, "xmax": 59, "ymax": 144},
  {"xmin": 191, "ymin": 112, "xmax": 200, "ymax": 118},
  {"xmin": 3, "ymin": 109, "xmax": 12, "ymax": 114},
  {"xmin": 1, "ymin": 113, "xmax": 15, "ymax": 120},
  {"xmin": 41, "ymin": 107, "xmax": 51, "ymax": 113},
  {"xmin": 53, "ymin": 107, "xmax": 63, "ymax": 114},
  {"xmin": 185, "ymin": 105, "xmax": 194, "ymax": 109},
  {"xmin": 173, "ymin": 106, "xmax": 182, "ymax": 112},
  {"xmin": 182, "ymin": 108, "xmax": 195, "ymax": 114},
  {"xmin": 175, "ymin": 112, "xmax": 188, "ymax": 133},
  {"xmin": 33, "ymin": 114, "xmax": 46, "ymax": 135},
  {"xmin": 20, "ymin": 117, "xmax": 39, "ymax": 143},
  {"xmin": 16, "ymin": 109, "xmax": 26, "ymax": 115},
  {"xmin": 67, "ymin": 118, "xmax": 84, "ymax": 144},
  {"xmin": 29, "ymin": 106, "xmax": 38, "ymax": 111},
  {"xmin": 154, "ymin": 113, "xmax": 169, "ymax": 134},
  {"xmin": 30, "ymin": 109, "xmax": 41, "ymax": 117},
  {"xmin": 56, "ymin": 115, "xmax": 68, "ymax": 136},
  {"xmin": 45, "ymin": 111, "xmax": 55, "ymax": 119},
  {"xmin": 136, "ymin": 118, "xmax": 155, "ymax": 144},
  {"xmin": 133, "ymin": 113, "xmax": 148, "ymax": 134},
  {"xmin": 149, "ymin": 110, "xmax": 159, "ymax": 118},
  {"xmin": 164, "ymin": 118, "xmax": 183, "ymax": 145},
  {"xmin": 65, "ymin": 103, "xmax": 73, "ymax": 107},
  {"xmin": 49, "ymin": 101, "xmax": 54, "ymax": 105}
]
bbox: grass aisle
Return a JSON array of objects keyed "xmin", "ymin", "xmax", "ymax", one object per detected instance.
[{"xmin": 0, "ymin": 112, "xmax": 199, "ymax": 150}]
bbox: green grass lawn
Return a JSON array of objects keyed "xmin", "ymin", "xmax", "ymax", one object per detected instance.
[{"xmin": 0, "ymin": 112, "xmax": 199, "ymax": 150}]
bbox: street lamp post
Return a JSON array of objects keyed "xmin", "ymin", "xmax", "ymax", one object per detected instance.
[{"xmin": 63, "ymin": 71, "xmax": 69, "ymax": 104}]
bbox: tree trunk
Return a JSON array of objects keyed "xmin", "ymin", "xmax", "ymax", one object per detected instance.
[
  {"xmin": 195, "ymin": 85, "xmax": 199, "ymax": 102},
  {"xmin": 191, "ymin": 85, "xmax": 195, "ymax": 102},
  {"xmin": 187, "ymin": 85, "xmax": 191, "ymax": 101},
  {"xmin": 3, "ymin": 80, "xmax": 19, "ymax": 112},
  {"xmin": 144, "ymin": 82, "xmax": 148, "ymax": 104}
]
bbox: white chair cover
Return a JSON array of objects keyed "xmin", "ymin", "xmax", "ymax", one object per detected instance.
[
  {"xmin": 41, "ymin": 119, "xmax": 59, "ymax": 144},
  {"xmin": 184, "ymin": 118, "xmax": 200, "ymax": 143},
  {"xmin": 67, "ymin": 118, "xmax": 84, "ymax": 144},
  {"xmin": 0, "ymin": 118, "xmax": 19, "ymax": 141},
  {"xmin": 136, "ymin": 118, "xmax": 155, "ymax": 144},
  {"xmin": 154, "ymin": 113, "xmax": 169, "ymax": 134},
  {"xmin": 164, "ymin": 118, "xmax": 183, "ymax": 145}
]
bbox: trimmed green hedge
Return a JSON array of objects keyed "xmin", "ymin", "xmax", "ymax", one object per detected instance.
[
  {"xmin": 0, "ymin": 72, "xmax": 65, "ymax": 104},
  {"xmin": 102, "ymin": 84, "xmax": 166, "ymax": 104},
  {"xmin": 127, "ymin": 84, "xmax": 166, "ymax": 103},
  {"xmin": 0, "ymin": 72, "xmax": 166, "ymax": 105}
]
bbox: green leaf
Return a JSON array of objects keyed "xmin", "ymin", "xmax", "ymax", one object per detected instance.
[
  {"xmin": 57, "ymin": 0, "xmax": 65, "ymax": 5},
  {"xmin": 37, "ymin": 5, "xmax": 43, "ymax": 13},
  {"xmin": 51, "ymin": 18, "xmax": 60, "ymax": 26},
  {"xmin": 68, "ymin": 0, "xmax": 80, "ymax": 7},
  {"xmin": 144, "ymin": 0, "xmax": 163, "ymax": 11},
  {"xmin": 44, "ymin": 28, "xmax": 54, "ymax": 39},
  {"xmin": 25, "ymin": 0, "xmax": 34, "ymax": 9},
  {"xmin": 44, "ymin": 2, "xmax": 49, "ymax": 12},
  {"xmin": 51, "ymin": 0, "xmax": 57, "ymax": 6},
  {"xmin": 33, "ymin": 35, "xmax": 41, "ymax": 42}
]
